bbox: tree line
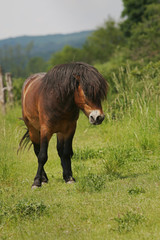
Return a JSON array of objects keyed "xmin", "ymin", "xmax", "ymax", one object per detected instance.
[
  {"xmin": 49, "ymin": 0, "xmax": 160, "ymax": 66},
  {"xmin": 0, "ymin": 0, "xmax": 160, "ymax": 80}
]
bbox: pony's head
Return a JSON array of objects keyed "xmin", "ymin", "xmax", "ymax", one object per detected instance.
[
  {"xmin": 73, "ymin": 69, "xmax": 107, "ymax": 125},
  {"xmin": 74, "ymin": 84, "xmax": 105, "ymax": 125},
  {"xmin": 42, "ymin": 62, "xmax": 107, "ymax": 124}
]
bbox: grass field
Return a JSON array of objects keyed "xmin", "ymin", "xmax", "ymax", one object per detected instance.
[{"xmin": 0, "ymin": 62, "xmax": 160, "ymax": 239}]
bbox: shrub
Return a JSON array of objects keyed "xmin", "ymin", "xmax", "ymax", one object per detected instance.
[
  {"xmin": 14, "ymin": 199, "xmax": 47, "ymax": 218},
  {"xmin": 113, "ymin": 211, "xmax": 145, "ymax": 233},
  {"xmin": 0, "ymin": 198, "xmax": 48, "ymax": 225},
  {"xmin": 103, "ymin": 144, "xmax": 143, "ymax": 181},
  {"xmin": 128, "ymin": 187, "xmax": 146, "ymax": 195}
]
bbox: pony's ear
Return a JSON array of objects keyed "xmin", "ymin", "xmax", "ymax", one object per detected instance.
[{"xmin": 73, "ymin": 74, "xmax": 80, "ymax": 88}]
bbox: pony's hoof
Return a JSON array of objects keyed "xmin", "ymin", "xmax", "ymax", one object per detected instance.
[
  {"xmin": 31, "ymin": 184, "xmax": 41, "ymax": 189},
  {"xmin": 66, "ymin": 177, "xmax": 75, "ymax": 184},
  {"xmin": 42, "ymin": 181, "xmax": 48, "ymax": 185},
  {"xmin": 32, "ymin": 178, "xmax": 42, "ymax": 188},
  {"xmin": 67, "ymin": 180, "xmax": 74, "ymax": 184}
]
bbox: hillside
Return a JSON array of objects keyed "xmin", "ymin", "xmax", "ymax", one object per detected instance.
[{"xmin": 0, "ymin": 30, "xmax": 93, "ymax": 60}]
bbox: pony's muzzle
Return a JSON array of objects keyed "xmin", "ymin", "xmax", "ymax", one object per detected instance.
[{"xmin": 89, "ymin": 110, "xmax": 105, "ymax": 125}]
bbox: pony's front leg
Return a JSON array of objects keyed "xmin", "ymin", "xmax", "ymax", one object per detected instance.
[
  {"xmin": 32, "ymin": 137, "xmax": 49, "ymax": 188},
  {"xmin": 57, "ymin": 131, "xmax": 75, "ymax": 183}
]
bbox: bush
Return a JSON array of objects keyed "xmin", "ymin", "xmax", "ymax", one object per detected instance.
[
  {"xmin": 113, "ymin": 211, "xmax": 145, "ymax": 233},
  {"xmin": 13, "ymin": 77, "xmax": 25, "ymax": 102},
  {"xmin": 0, "ymin": 198, "xmax": 48, "ymax": 225},
  {"xmin": 128, "ymin": 187, "xmax": 146, "ymax": 195},
  {"xmin": 14, "ymin": 199, "xmax": 47, "ymax": 218}
]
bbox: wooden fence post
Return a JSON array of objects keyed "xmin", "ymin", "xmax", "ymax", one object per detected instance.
[
  {"xmin": 0, "ymin": 67, "xmax": 6, "ymax": 114},
  {"xmin": 5, "ymin": 72, "xmax": 14, "ymax": 106}
]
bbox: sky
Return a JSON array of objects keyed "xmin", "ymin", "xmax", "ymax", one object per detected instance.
[{"xmin": 0, "ymin": 0, "xmax": 123, "ymax": 40}]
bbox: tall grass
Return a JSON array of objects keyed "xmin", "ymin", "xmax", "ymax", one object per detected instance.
[{"xmin": 0, "ymin": 61, "xmax": 160, "ymax": 239}]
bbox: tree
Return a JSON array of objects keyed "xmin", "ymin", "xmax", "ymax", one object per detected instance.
[
  {"xmin": 49, "ymin": 45, "xmax": 83, "ymax": 67},
  {"xmin": 121, "ymin": 0, "xmax": 159, "ymax": 37},
  {"xmin": 26, "ymin": 57, "xmax": 47, "ymax": 75},
  {"xmin": 0, "ymin": 42, "xmax": 34, "ymax": 77},
  {"xmin": 49, "ymin": 19, "xmax": 125, "ymax": 66},
  {"xmin": 128, "ymin": 3, "xmax": 160, "ymax": 61},
  {"xmin": 83, "ymin": 19, "xmax": 125, "ymax": 64}
]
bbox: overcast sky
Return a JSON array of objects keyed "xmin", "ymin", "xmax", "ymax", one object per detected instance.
[{"xmin": 0, "ymin": 0, "xmax": 123, "ymax": 40}]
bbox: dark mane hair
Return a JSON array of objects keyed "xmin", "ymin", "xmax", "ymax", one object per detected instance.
[{"xmin": 42, "ymin": 62, "xmax": 108, "ymax": 102}]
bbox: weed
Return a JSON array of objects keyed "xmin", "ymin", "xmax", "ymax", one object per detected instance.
[
  {"xmin": 113, "ymin": 211, "xmax": 145, "ymax": 233},
  {"xmin": 150, "ymin": 164, "xmax": 159, "ymax": 171},
  {"xmin": 0, "ymin": 198, "xmax": 48, "ymax": 224},
  {"xmin": 14, "ymin": 198, "xmax": 47, "ymax": 218},
  {"xmin": 103, "ymin": 158, "xmax": 122, "ymax": 181},
  {"xmin": 103, "ymin": 144, "xmax": 143, "ymax": 181},
  {"xmin": 107, "ymin": 145, "xmax": 143, "ymax": 164},
  {"xmin": 73, "ymin": 147, "xmax": 105, "ymax": 161},
  {"xmin": 128, "ymin": 186, "xmax": 146, "ymax": 195},
  {"xmin": 76, "ymin": 173, "xmax": 106, "ymax": 192}
]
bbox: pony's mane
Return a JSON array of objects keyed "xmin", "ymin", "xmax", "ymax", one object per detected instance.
[{"xmin": 42, "ymin": 62, "xmax": 107, "ymax": 102}]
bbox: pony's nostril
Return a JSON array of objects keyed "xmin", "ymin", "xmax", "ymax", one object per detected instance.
[
  {"xmin": 96, "ymin": 115, "xmax": 101, "ymax": 122},
  {"xmin": 96, "ymin": 115, "xmax": 105, "ymax": 124},
  {"xmin": 89, "ymin": 115, "xmax": 95, "ymax": 123},
  {"xmin": 90, "ymin": 115, "xmax": 95, "ymax": 121}
]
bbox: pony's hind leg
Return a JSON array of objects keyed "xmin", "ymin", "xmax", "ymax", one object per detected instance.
[
  {"xmin": 32, "ymin": 137, "xmax": 48, "ymax": 188},
  {"xmin": 29, "ymin": 126, "xmax": 49, "ymax": 188},
  {"xmin": 57, "ymin": 128, "xmax": 76, "ymax": 183},
  {"xmin": 33, "ymin": 143, "xmax": 48, "ymax": 184}
]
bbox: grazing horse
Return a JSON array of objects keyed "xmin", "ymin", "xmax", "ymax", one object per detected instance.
[{"xmin": 19, "ymin": 62, "xmax": 107, "ymax": 188}]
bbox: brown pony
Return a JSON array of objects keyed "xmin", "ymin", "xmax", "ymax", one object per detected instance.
[{"xmin": 19, "ymin": 62, "xmax": 107, "ymax": 188}]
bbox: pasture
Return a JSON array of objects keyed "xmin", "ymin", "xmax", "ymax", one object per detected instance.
[{"xmin": 0, "ymin": 62, "xmax": 160, "ymax": 239}]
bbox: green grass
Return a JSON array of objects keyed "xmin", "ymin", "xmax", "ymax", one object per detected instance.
[
  {"xmin": 0, "ymin": 104, "xmax": 160, "ymax": 240},
  {"xmin": 1, "ymin": 62, "xmax": 160, "ymax": 239}
]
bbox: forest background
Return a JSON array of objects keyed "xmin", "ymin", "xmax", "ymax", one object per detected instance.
[{"xmin": 0, "ymin": 0, "xmax": 160, "ymax": 101}]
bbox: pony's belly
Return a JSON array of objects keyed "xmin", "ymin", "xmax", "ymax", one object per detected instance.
[{"xmin": 50, "ymin": 119, "xmax": 77, "ymax": 135}]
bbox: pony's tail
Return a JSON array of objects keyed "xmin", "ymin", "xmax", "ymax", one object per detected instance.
[{"xmin": 17, "ymin": 129, "xmax": 32, "ymax": 154}]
